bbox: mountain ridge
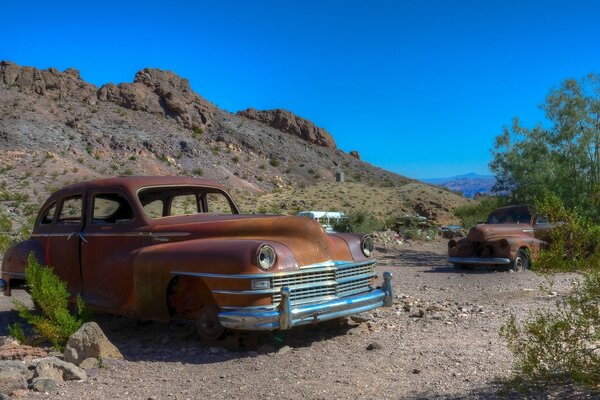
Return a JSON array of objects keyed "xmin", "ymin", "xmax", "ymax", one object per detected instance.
[{"xmin": 0, "ymin": 61, "xmax": 470, "ymax": 232}]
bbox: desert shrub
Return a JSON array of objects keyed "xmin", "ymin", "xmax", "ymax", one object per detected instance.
[
  {"xmin": 11, "ymin": 255, "xmax": 86, "ymax": 349},
  {"xmin": 500, "ymin": 195, "xmax": 600, "ymax": 388},
  {"xmin": 269, "ymin": 158, "xmax": 279, "ymax": 167},
  {"xmin": 453, "ymin": 197, "xmax": 506, "ymax": 229},
  {"xmin": 533, "ymin": 193, "xmax": 600, "ymax": 273},
  {"xmin": 333, "ymin": 212, "xmax": 384, "ymax": 234},
  {"xmin": 500, "ymin": 272, "xmax": 600, "ymax": 386}
]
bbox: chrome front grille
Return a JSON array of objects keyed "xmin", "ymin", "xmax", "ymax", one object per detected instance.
[{"xmin": 271, "ymin": 261, "xmax": 376, "ymax": 306}]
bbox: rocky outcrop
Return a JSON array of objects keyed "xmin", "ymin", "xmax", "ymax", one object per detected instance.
[
  {"xmin": 0, "ymin": 61, "xmax": 97, "ymax": 103},
  {"xmin": 98, "ymin": 68, "xmax": 214, "ymax": 131},
  {"xmin": 349, "ymin": 150, "xmax": 360, "ymax": 159},
  {"xmin": 237, "ymin": 108, "xmax": 336, "ymax": 148},
  {"xmin": 64, "ymin": 322, "xmax": 123, "ymax": 366}
]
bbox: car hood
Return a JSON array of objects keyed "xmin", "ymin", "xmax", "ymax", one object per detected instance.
[
  {"xmin": 149, "ymin": 214, "xmax": 337, "ymax": 266},
  {"xmin": 467, "ymin": 223, "xmax": 535, "ymax": 242}
]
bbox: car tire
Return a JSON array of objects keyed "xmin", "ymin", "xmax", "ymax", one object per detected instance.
[
  {"xmin": 511, "ymin": 249, "xmax": 530, "ymax": 272},
  {"xmin": 196, "ymin": 305, "xmax": 225, "ymax": 342}
]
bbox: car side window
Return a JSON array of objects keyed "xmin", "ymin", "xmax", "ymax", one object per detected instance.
[
  {"xmin": 143, "ymin": 199, "xmax": 164, "ymax": 218},
  {"xmin": 92, "ymin": 194, "xmax": 135, "ymax": 225},
  {"xmin": 39, "ymin": 203, "xmax": 57, "ymax": 225},
  {"xmin": 58, "ymin": 196, "xmax": 83, "ymax": 224},
  {"xmin": 205, "ymin": 193, "xmax": 234, "ymax": 214},
  {"xmin": 170, "ymin": 194, "xmax": 199, "ymax": 216},
  {"xmin": 535, "ymin": 215, "xmax": 549, "ymax": 224}
]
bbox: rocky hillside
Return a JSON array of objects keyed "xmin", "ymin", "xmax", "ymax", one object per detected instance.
[{"xmin": 0, "ymin": 61, "xmax": 469, "ymax": 233}]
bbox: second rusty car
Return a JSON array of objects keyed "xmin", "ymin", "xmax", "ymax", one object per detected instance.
[
  {"xmin": 1, "ymin": 176, "xmax": 393, "ymax": 340},
  {"xmin": 448, "ymin": 204, "xmax": 552, "ymax": 271}
]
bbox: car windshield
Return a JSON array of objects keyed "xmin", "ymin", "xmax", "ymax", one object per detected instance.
[
  {"xmin": 138, "ymin": 186, "xmax": 238, "ymax": 218},
  {"xmin": 487, "ymin": 210, "xmax": 531, "ymax": 224}
]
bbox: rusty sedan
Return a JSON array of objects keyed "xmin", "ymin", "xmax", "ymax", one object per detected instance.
[
  {"xmin": 448, "ymin": 205, "xmax": 552, "ymax": 271},
  {"xmin": 1, "ymin": 176, "xmax": 393, "ymax": 340}
]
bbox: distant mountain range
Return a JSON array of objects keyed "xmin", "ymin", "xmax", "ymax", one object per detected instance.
[{"xmin": 421, "ymin": 173, "xmax": 496, "ymax": 198}]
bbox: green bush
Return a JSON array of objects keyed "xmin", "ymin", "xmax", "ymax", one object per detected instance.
[
  {"xmin": 269, "ymin": 158, "xmax": 279, "ymax": 167},
  {"xmin": 500, "ymin": 272, "xmax": 600, "ymax": 386},
  {"xmin": 333, "ymin": 212, "xmax": 384, "ymax": 234},
  {"xmin": 11, "ymin": 254, "xmax": 86, "ymax": 349},
  {"xmin": 533, "ymin": 193, "xmax": 600, "ymax": 273},
  {"xmin": 453, "ymin": 197, "xmax": 506, "ymax": 229}
]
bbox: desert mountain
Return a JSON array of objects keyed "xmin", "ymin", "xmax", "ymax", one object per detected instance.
[
  {"xmin": 422, "ymin": 173, "xmax": 496, "ymax": 198},
  {"xmin": 0, "ymin": 61, "xmax": 469, "ymax": 232}
]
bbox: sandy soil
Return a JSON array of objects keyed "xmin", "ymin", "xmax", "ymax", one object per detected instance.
[{"xmin": 0, "ymin": 240, "xmax": 595, "ymax": 399}]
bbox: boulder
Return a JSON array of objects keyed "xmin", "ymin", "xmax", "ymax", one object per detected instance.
[
  {"xmin": 0, "ymin": 360, "xmax": 30, "ymax": 394},
  {"xmin": 30, "ymin": 377, "xmax": 57, "ymax": 393},
  {"xmin": 237, "ymin": 108, "xmax": 337, "ymax": 148},
  {"xmin": 64, "ymin": 322, "xmax": 123, "ymax": 366},
  {"xmin": 349, "ymin": 150, "xmax": 361, "ymax": 159},
  {"xmin": 34, "ymin": 357, "xmax": 87, "ymax": 382}
]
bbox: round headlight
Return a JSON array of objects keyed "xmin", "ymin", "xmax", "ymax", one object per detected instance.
[
  {"xmin": 257, "ymin": 244, "xmax": 277, "ymax": 270},
  {"xmin": 361, "ymin": 236, "xmax": 375, "ymax": 257}
]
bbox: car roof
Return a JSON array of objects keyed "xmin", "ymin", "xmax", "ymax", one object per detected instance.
[
  {"xmin": 489, "ymin": 204, "xmax": 532, "ymax": 214},
  {"xmin": 50, "ymin": 176, "xmax": 226, "ymax": 197}
]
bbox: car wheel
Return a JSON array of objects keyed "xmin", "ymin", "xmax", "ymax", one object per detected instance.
[
  {"xmin": 511, "ymin": 249, "xmax": 530, "ymax": 272},
  {"xmin": 196, "ymin": 305, "xmax": 225, "ymax": 342}
]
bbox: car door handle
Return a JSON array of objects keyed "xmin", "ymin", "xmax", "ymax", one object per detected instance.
[{"xmin": 67, "ymin": 232, "xmax": 88, "ymax": 243}]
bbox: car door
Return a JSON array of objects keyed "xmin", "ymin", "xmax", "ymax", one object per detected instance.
[
  {"xmin": 80, "ymin": 191, "xmax": 143, "ymax": 314},
  {"xmin": 45, "ymin": 195, "xmax": 84, "ymax": 296}
]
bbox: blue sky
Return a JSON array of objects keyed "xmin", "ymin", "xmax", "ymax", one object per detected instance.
[{"xmin": 1, "ymin": 0, "xmax": 599, "ymax": 178}]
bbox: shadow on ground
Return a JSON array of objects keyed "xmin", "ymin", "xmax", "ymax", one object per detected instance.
[{"xmin": 88, "ymin": 312, "xmax": 358, "ymax": 365}]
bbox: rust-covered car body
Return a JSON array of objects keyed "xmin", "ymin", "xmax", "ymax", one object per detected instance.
[
  {"xmin": 1, "ymin": 176, "xmax": 392, "ymax": 337},
  {"xmin": 447, "ymin": 205, "xmax": 552, "ymax": 271}
]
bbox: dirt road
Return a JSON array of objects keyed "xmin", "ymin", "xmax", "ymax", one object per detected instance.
[{"xmin": 0, "ymin": 240, "xmax": 591, "ymax": 399}]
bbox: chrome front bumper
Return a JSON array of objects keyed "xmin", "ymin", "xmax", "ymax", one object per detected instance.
[
  {"xmin": 448, "ymin": 257, "xmax": 511, "ymax": 265},
  {"xmin": 218, "ymin": 272, "xmax": 393, "ymax": 331}
]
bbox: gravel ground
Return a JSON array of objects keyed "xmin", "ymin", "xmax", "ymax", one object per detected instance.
[{"xmin": 1, "ymin": 240, "xmax": 596, "ymax": 399}]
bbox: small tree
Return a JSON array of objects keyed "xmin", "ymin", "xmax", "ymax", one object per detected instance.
[
  {"xmin": 11, "ymin": 254, "xmax": 86, "ymax": 349},
  {"xmin": 491, "ymin": 74, "xmax": 600, "ymax": 220}
]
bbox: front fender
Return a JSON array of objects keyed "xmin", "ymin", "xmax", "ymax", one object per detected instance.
[
  {"xmin": 133, "ymin": 238, "xmax": 296, "ymax": 320},
  {"xmin": 1, "ymin": 239, "xmax": 46, "ymax": 295}
]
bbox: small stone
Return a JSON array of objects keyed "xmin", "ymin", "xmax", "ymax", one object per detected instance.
[
  {"xmin": 409, "ymin": 309, "xmax": 425, "ymax": 318},
  {"xmin": 366, "ymin": 342, "xmax": 383, "ymax": 351},
  {"xmin": 79, "ymin": 357, "xmax": 98, "ymax": 370},
  {"xmin": 412, "ymin": 369, "xmax": 421, "ymax": 374},
  {"xmin": 31, "ymin": 377, "xmax": 58, "ymax": 393},
  {"xmin": 277, "ymin": 345, "xmax": 292, "ymax": 355},
  {"xmin": 350, "ymin": 313, "xmax": 372, "ymax": 324}
]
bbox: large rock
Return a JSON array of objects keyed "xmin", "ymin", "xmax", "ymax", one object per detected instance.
[
  {"xmin": 34, "ymin": 357, "xmax": 87, "ymax": 382},
  {"xmin": 98, "ymin": 68, "xmax": 214, "ymax": 131},
  {"xmin": 0, "ymin": 360, "xmax": 30, "ymax": 394},
  {"xmin": 237, "ymin": 108, "xmax": 337, "ymax": 148},
  {"xmin": 63, "ymin": 322, "xmax": 123, "ymax": 366}
]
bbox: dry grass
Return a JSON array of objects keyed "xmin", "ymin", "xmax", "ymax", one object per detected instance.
[{"xmin": 236, "ymin": 181, "xmax": 471, "ymax": 225}]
